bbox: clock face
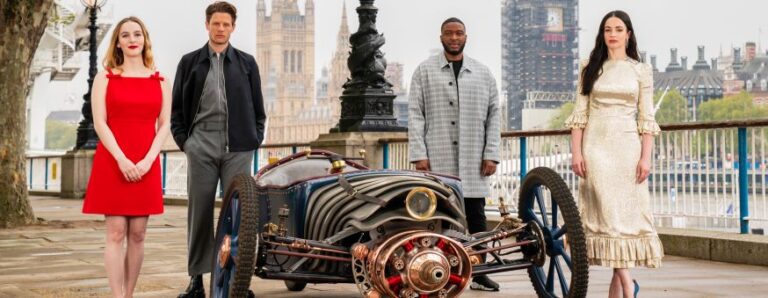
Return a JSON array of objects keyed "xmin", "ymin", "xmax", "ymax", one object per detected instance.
[{"xmin": 546, "ymin": 7, "xmax": 563, "ymax": 32}]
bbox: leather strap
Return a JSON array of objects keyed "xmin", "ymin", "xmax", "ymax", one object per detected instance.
[{"xmin": 337, "ymin": 174, "xmax": 387, "ymax": 207}]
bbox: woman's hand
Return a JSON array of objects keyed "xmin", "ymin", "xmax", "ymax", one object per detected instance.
[
  {"xmin": 572, "ymin": 152, "xmax": 587, "ymax": 178},
  {"xmin": 135, "ymin": 157, "xmax": 153, "ymax": 178},
  {"xmin": 636, "ymin": 157, "xmax": 651, "ymax": 183},
  {"xmin": 117, "ymin": 157, "xmax": 141, "ymax": 182}
]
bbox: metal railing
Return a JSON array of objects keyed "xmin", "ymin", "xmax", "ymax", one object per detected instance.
[
  {"xmin": 155, "ymin": 143, "xmax": 311, "ymax": 197},
  {"xmin": 26, "ymin": 143, "xmax": 309, "ymax": 198},
  {"xmin": 381, "ymin": 119, "xmax": 768, "ymax": 234},
  {"xmin": 25, "ymin": 154, "xmax": 63, "ymax": 192},
  {"xmin": 24, "ymin": 120, "xmax": 768, "ymax": 234}
]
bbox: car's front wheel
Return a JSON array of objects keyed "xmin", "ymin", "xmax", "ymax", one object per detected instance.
[{"xmin": 212, "ymin": 174, "xmax": 259, "ymax": 298}]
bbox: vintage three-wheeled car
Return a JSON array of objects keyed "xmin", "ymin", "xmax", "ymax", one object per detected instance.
[{"xmin": 212, "ymin": 149, "xmax": 588, "ymax": 297}]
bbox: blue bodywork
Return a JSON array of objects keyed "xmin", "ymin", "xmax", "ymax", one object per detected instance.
[{"xmin": 256, "ymin": 170, "xmax": 463, "ymax": 240}]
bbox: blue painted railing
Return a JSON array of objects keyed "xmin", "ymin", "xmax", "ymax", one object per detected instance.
[
  {"xmin": 24, "ymin": 120, "xmax": 768, "ymax": 234},
  {"xmin": 380, "ymin": 119, "xmax": 768, "ymax": 234},
  {"xmin": 738, "ymin": 127, "xmax": 749, "ymax": 234}
]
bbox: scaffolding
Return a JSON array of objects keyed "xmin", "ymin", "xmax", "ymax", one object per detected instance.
[{"xmin": 502, "ymin": 0, "xmax": 579, "ymax": 130}]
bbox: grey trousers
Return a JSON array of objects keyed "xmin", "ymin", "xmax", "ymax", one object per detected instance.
[{"xmin": 184, "ymin": 125, "xmax": 253, "ymax": 275}]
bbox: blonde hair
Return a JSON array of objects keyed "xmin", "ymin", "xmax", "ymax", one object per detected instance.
[{"xmin": 103, "ymin": 16, "xmax": 155, "ymax": 71}]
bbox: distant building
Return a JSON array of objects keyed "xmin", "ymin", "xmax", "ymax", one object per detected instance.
[
  {"xmin": 736, "ymin": 55, "xmax": 768, "ymax": 104},
  {"xmin": 719, "ymin": 42, "xmax": 768, "ymax": 105},
  {"xmin": 46, "ymin": 110, "xmax": 81, "ymax": 124},
  {"xmin": 653, "ymin": 47, "xmax": 723, "ymax": 121},
  {"xmin": 256, "ymin": 0, "xmax": 318, "ymax": 144},
  {"xmin": 385, "ymin": 63, "xmax": 408, "ymax": 127},
  {"xmin": 27, "ymin": 1, "xmax": 113, "ymax": 150},
  {"xmin": 501, "ymin": 0, "xmax": 579, "ymax": 130}
]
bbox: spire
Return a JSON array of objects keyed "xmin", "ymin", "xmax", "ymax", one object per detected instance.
[
  {"xmin": 305, "ymin": 0, "xmax": 314, "ymax": 14},
  {"xmin": 342, "ymin": 1, "xmax": 348, "ymax": 27},
  {"xmin": 340, "ymin": 1, "xmax": 349, "ymax": 36},
  {"xmin": 257, "ymin": 0, "xmax": 266, "ymax": 19}
]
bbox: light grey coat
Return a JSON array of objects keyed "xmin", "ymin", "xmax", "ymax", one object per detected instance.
[{"xmin": 408, "ymin": 53, "xmax": 501, "ymax": 198}]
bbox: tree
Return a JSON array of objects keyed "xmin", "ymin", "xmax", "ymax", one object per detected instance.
[
  {"xmin": 698, "ymin": 91, "xmax": 768, "ymax": 121},
  {"xmin": 654, "ymin": 89, "xmax": 687, "ymax": 124},
  {"xmin": 1, "ymin": 0, "xmax": 54, "ymax": 228},
  {"xmin": 548, "ymin": 102, "xmax": 574, "ymax": 129},
  {"xmin": 45, "ymin": 120, "xmax": 77, "ymax": 150}
]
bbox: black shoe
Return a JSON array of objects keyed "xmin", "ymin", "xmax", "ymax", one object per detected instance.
[
  {"xmin": 470, "ymin": 275, "xmax": 500, "ymax": 291},
  {"xmin": 178, "ymin": 275, "xmax": 205, "ymax": 298}
]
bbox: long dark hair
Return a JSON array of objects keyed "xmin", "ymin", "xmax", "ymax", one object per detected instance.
[{"xmin": 581, "ymin": 10, "xmax": 640, "ymax": 96}]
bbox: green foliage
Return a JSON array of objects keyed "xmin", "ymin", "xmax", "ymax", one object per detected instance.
[
  {"xmin": 548, "ymin": 102, "xmax": 575, "ymax": 129},
  {"xmin": 45, "ymin": 120, "xmax": 76, "ymax": 150},
  {"xmin": 654, "ymin": 89, "xmax": 688, "ymax": 124},
  {"xmin": 698, "ymin": 91, "xmax": 768, "ymax": 121}
]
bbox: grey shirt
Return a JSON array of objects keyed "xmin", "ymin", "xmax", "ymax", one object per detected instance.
[{"xmin": 194, "ymin": 46, "xmax": 228, "ymax": 126}]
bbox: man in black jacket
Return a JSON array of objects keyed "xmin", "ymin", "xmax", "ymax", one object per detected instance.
[{"xmin": 171, "ymin": 2, "xmax": 265, "ymax": 297}]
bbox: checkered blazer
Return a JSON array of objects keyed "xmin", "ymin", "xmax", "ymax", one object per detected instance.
[{"xmin": 408, "ymin": 53, "xmax": 501, "ymax": 198}]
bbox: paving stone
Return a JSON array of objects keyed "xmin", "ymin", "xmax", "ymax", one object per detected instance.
[{"xmin": 2, "ymin": 196, "xmax": 768, "ymax": 297}]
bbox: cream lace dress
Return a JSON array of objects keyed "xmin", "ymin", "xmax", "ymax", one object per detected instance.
[{"xmin": 565, "ymin": 58, "xmax": 665, "ymax": 268}]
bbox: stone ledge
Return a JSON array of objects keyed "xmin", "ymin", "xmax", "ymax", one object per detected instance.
[
  {"xmin": 163, "ymin": 196, "xmax": 222, "ymax": 208},
  {"xmin": 656, "ymin": 227, "xmax": 768, "ymax": 266},
  {"xmin": 488, "ymin": 216, "xmax": 768, "ymax": 266},
  {"xmin": 29, "ymin": 190, "xmax": 61, "ymax": 197}
]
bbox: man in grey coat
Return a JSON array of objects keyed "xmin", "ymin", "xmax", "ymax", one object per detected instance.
[{"xmin": 408, "ymin": 17, "xmax": 502, "ymax": 291}]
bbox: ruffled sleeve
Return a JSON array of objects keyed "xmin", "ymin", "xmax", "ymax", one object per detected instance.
[
  {"xmin": 636, "ymin": 63, "xmax": 660, "ymax": 135},
  {"xmin": 565, "ymin": 60, "xmax": 590, "ymax": 129}
]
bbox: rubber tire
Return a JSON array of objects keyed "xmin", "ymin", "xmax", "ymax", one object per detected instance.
[
  {"xmin": 212, "ymin": 174, "xmax": 260, "ymax": 298},
  {"xmin": 284, "ymin": 280, "xmax": 308, "ymax": 292},
  {"xmin": 518, "ymin": 167, "xmax": 588, "ymax": 298}
]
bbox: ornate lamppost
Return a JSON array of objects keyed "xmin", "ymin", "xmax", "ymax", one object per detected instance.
[
  {"xmin": 332, "ymin": 0, "xmax": 404, "ymax": 132},
  {"xmin": 75, "ymin": 0, "xmax": 107, "ymax": 149}
]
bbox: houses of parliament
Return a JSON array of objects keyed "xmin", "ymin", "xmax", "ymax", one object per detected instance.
[{"xmin": 256, "ymin": 0, "xmax": 404, "ymax": 144}]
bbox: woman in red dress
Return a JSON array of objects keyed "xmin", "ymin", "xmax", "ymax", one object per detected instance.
[{"xmin": 82, "ymin": 16, "xmax": 170, "ymax": 298}]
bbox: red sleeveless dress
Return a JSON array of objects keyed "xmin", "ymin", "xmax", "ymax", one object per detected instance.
[{"xmin": 82, "ymin": 69, "xmax": 164, "ymax": 216}]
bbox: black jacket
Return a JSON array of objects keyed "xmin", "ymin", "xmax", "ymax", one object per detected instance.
[{"xmin": 171, "ymin": 43, "xmax": 266, "ymax": 152}]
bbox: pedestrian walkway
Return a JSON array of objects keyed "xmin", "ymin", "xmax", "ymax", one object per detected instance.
[{"xmin": 1, "ymin": 196, "xmax": 767, "ymax": 297}]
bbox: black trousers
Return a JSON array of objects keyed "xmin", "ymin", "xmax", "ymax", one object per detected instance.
[
  {"xmin": 465, "ymin": 197, "xmax": 491, "ymax": 269},
  {"xmin": 464, "ymin": 197, "xmax": 487, "ymax": 234}
]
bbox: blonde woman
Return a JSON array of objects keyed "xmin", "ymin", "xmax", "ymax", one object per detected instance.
[{"xmin": 82, "ymin": 16, "xmax": 170, "ymax": 297}]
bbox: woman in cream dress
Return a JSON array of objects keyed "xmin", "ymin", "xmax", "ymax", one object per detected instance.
[{"xmin": 565, "ymin": 10, "xmax": 664, "ymax": 298}]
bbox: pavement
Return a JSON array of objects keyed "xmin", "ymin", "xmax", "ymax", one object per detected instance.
[{"xmin": 1, "ymin": 196, "xmax": 768, "ymax": 297}]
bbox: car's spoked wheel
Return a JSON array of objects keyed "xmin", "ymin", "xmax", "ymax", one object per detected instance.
[
  {"xmin": 212, "ymin": 174, "xmax": 259, "ymax": 298},
  {"xmin": 518, "ymin": 167, "xmax": 588, "ymax": 298}
]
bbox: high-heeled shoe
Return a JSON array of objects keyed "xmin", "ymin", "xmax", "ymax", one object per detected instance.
[{"xmin": 633, "ymin": 279, "xmax": 640, "ymax": 298}]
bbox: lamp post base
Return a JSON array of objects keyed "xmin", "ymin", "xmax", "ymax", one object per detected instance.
[
  {"xmin": 330, "ymin": 88, "xmax": 406, "ymax": 133},
  {"xmin": 60, "ymin": 149, "xmax": 95, "ymax": 199}
]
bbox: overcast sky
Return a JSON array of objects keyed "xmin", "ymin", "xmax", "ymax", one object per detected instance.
[{"xmin": 78, "ymin": 0, "xmax": 768, "ymax": 91}]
